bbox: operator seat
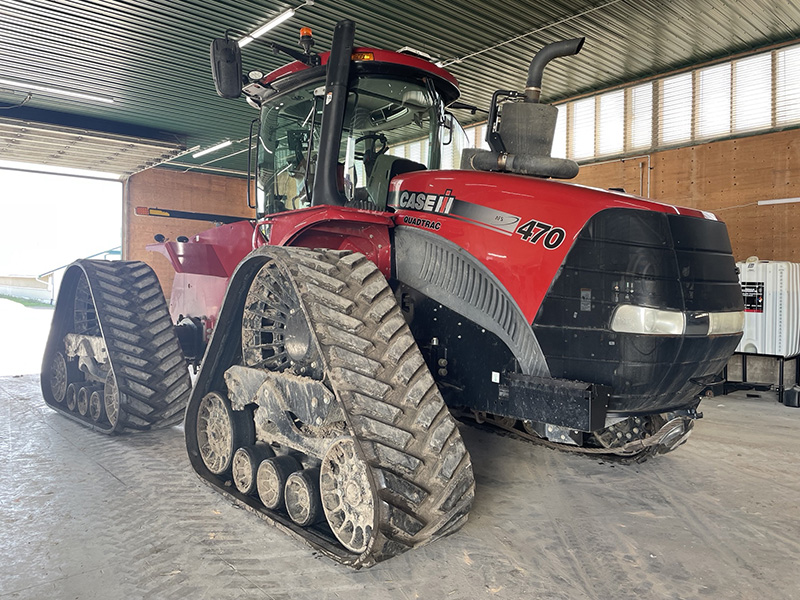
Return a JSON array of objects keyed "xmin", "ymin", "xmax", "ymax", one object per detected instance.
[{"xmin": 366, "ymin": 154, "xmax": 426, "ymax": 210}]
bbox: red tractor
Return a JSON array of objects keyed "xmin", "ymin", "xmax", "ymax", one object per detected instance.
[{"xmin": 41, "ymin": 20, "xmax": 744, "ymax": 567}]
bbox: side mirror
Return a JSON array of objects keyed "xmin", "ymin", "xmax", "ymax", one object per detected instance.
[{"xmin": 210, "ymin": 38, "xmax": 242, "ymax": 98}]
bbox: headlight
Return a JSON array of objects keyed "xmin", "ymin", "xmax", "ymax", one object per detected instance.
[
  {"xmin": 610, "ymin": 305, "xmax": 685, "ymax": 335},
  {"xmin": 708, "ymin": 311, "xmax": 745, "ymax": 335},
  {"xmin": 610, "ymin": 305, "xmax": 744, "ymax": 336}
]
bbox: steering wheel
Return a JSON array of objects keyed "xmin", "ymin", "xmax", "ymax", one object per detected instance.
[{"xmin": 354, "ymin": 133, "xmax": 389, "ymax": 157}]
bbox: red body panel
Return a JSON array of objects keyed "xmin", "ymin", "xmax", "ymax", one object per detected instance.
[
  {"xmin": 148, "ymin": 220, "xmax": 255, "ymax": 324},
  {"xmin": 148, "ymin": 220, "xmax": 255, "ymax": 276},
  {"xmin": 150, "ymin": 172, "xmax": 708, "ymax": 332},
  {"xmin": 150, "ymin": 207, "xmax": 395, "ymax": 323},
  {"xmin": 265, "ymin": 205, "xmax": 394, "ymax": 277},
  {"xmin": 388, "ymin": 170, "xmax": 710, "ymax": 323}
]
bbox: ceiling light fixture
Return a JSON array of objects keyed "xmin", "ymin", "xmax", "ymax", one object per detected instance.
[
  {"xmin": 0, "ymin": 78, "xmax": 114, "ymax": 104},
  {"xmin": 238, "ymin": 9, "xmax": 296, "ymax": 48},
  {"xmin": 193, "ymin": 140, "xmax": 233, "ymax": 158}
]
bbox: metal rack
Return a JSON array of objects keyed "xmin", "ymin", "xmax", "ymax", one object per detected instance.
[{"xmin": 723, "ymin": 352, "xmax": 800, "ymax": 405}]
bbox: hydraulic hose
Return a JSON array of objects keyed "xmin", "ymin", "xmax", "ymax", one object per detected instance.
[{"xmin": 464, "ymin": 148, "xmax": 579, "ymax": 179}]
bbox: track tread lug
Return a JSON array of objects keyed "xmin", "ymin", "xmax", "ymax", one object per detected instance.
[
  {"xmin": 305, "ymin": 281, "xmax": 356, "ymax": 313},
  {"xmin": 351, "ymin": 414, "xmax": 413, "ymax": 448},
  {"xmin": 349, "ymin": 391, "xmax": 403, "ymax": 422}
]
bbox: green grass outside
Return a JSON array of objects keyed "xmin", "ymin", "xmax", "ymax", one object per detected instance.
[{"xmin": 0, "ymin": 294, "xmax": 53, "ymax": 309}]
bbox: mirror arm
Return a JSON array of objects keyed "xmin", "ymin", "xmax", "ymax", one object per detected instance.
[
  {"xmin": 270, "ymin": 41, "xmax": 321, "ymax": 66},
  {"xmin": 246, "ymin": 118, "xmax": 259, "ymax": 210}
]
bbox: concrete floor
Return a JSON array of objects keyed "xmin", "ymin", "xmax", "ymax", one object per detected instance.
[{"xmin": 2, "ymin": 374, "xmax": 799, "ymax": 600}]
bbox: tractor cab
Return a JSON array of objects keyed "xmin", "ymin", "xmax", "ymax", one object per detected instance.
[
  {"xmin": 253, "ymin": 71, "xmax": 439, "ymax": 214},
  {"xmin": 227, "ymin": 28, "xmax": 462, "ymax": 217}
]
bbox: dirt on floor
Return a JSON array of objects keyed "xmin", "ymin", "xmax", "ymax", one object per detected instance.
[{"xmin": 1, "ymin": 371, "xmax": 799, "ymax": 600}]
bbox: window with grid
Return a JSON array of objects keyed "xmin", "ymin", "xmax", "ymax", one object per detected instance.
[
  {"xmin": 733, "ymin": 53, "xmax": 771, "ymax": 132},
  {"xmin": 597, "ymin": 90, "xmax": 624, "ymax": 156},
  {"xmin": 399, "ymin": 43, "xmax": 800, "ymax": 165},
  {"xmin": 551, "ymin": 42, "xmax": 800, "ymax": 162},
  {"xmin": 696, "ymin": 63, "xmax": 731, "ymax": 139},
  {"xmin": 777, "ymin": 45, "xmax": 800, "ymax": 126},
  {"xmin": 628, "ymin": 83, "xmax": 653, "ymax": 150}
]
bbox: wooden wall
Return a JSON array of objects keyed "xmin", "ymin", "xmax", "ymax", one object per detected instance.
[
  {"xmin": 123, "ymin": 168, "xmax": 251, "ymax": 299},
  {"xmin": 572, "ymin": 128, "xmax": 800, "ymax": 262}
]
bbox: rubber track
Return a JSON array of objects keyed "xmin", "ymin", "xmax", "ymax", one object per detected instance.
[
  {"xmin": 291, "ymin": 248, "xmax": 475, "ymax": 563},
  {"xmin": 184, "ymin": 247, "xmax": 475, "ymax": 567},
  {"xmin": 41, "ymin": 260, "xmax": 192, "ymax": 434}
]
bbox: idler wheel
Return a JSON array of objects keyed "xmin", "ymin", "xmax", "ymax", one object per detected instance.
[
  {"xmin": 49, "ymin": 351, "xmax": 69, "ymax": 403},
  {"xmin": 89, "ymin": 389, "xmax": 105, "ymax": 423},
  {"xmin": 66, "ymin": 383, "xmax": 78, "ymax": 412},
  {"xmin": 241, "ymin": 261, "xmax": 323, "ymax": 379},
  {"xmin": 73, "ymin": 273, "xmax": 99, "ymax": 335},
  {"xmin": 320, "ymin": 438, "xmax": 376, "ymax": 554},
  {"xmin": 196, "ymin": 391, "xmax": 254, "ymax": 475},
  {"xmin": 77, "ymin": 386, "xmax": 90, "ymax": 416},
  {"xmin": 104, "ymin": 371, "xmax": 120, "ymax": 429}
]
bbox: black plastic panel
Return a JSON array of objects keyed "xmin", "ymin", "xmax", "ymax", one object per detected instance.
[
  {"xmin": 533, "ymin": 208, "xmax": 744, "ymax": 414},
  {"xmin": 396, "ymin": 283, "xmax": 610, "ymax": 430}
]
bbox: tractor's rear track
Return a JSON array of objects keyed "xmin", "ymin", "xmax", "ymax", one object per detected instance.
[{"xmin": 41, "ymin": 260, "xmax": 192, "ymax": 433}]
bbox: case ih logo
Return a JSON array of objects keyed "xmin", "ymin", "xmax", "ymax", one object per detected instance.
[
  {"xmin": 391, "ymin": 187, "xmax": 563, "ymax": 248},
  {"xmin": 395, "ymin": 189, "xmax": 455, "ymax": 214}
]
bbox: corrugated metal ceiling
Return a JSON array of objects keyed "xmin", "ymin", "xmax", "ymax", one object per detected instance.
[
  {"xmin": 0, "ymin": 117, "xmax": 184, "ymax": 175},
  {"xmin": 1, "ymin": 0, "xmax": 799, "ymax": 177}
]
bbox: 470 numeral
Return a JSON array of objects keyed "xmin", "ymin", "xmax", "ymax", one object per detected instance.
[{"xmin": 516, "ymin": 219, "xmax": 566, "ymax": 249}]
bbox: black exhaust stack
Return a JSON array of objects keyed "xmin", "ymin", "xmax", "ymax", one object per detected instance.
[
  {"xmin": 312, "ymin": 19, "xmax": 355, "ymax": 207},
  {"xmin": 524, "ymin": 37, "xmax": 584, "ymax": 103},
  {"xmin": 462, "ymin": 37, "xmax": 584, "ymax": 180}
]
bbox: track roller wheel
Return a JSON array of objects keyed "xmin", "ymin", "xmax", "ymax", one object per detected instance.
[
  {"xmin": 66, "ymin": 383, "xmax": 78, "ymax": 412},
  {"xmin": 89, "ymin": 389, "xmax": 105, "ymax": 423},
  {"xmin": 77, "ymin": 386, "xmax": 90, "ymax": 416},
  {"xmin": 285, "ymin": 467, "xmax": 323, "ymax": 527},
  {"xmin": 320, "ymin": 438, "xmax": 375, "ymax": 554},
  {"xmin": 256, "ymin": 455, "xmax": 301, "ymax": 510},
  {"xmin": 232, "ymin": 444, "xmax": 276, "ymax": 495},
  {"xmin": 196, "ymin": 391, "xmax": 255, "ymax": 475}
]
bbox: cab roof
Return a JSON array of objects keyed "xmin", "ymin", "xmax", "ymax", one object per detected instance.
[{"xmin": 261, "ymin": 47, "xmax": 461, "ymax": 106}]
